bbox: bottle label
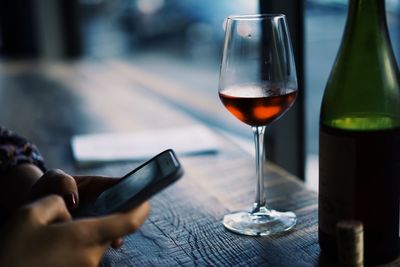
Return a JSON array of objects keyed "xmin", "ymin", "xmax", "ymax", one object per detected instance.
[
  {"xmin": 319, "ymin": 125, "xmax": 400, "ymax": 245},
  {"xmin": 319, "ymin": 128, "xmax": 356, "ymax": 236}
]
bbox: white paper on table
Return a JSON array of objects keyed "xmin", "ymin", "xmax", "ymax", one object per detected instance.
[{"xmin": 71, "ymin": 125, "xmax": 220, "ymax": 164}]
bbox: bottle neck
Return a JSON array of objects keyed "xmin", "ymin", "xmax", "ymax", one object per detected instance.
[
  {"xmin": 346, "ymin": 0, "xmax": 386, "ymax": 31},
  {"xmin": 321, "ymin": 0, "xmax": 400, "ymax": 129}
]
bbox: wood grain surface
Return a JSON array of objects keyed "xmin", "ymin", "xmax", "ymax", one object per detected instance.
[{"xmin": 0, "ymin": 61, "xmax": 323, "ymax": 266}]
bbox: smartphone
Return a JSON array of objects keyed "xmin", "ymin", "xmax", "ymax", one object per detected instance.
[{"xmin": 84, "ymin": 149, "xmax": 183, "ymax": 216}]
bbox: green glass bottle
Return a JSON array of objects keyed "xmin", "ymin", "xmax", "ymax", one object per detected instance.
[{"xmin": 319, "ymin": 0, "xmax": 400, "ymax": 265}]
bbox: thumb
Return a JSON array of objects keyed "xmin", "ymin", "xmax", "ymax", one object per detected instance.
[
  {"xmin": 88, "ymin": 202, "xmax": 150, "ymax": 244},
  {"xmin": 29, "ymin": 169, "xmax": 79, "ymax": 210}
]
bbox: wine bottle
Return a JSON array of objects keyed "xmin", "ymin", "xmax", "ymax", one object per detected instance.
[{"xmin": 318, "ymin": 0, "xmax": 400, "ymax": 265}]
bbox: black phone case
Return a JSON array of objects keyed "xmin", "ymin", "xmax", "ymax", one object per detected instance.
[{"xmin": 73, "ymin": 149, "xmax": 183, "ymax": 217}]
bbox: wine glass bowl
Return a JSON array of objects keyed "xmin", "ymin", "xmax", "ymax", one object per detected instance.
[
  {"xmin": 219, "ymin": 14, "xmax": 297, "ymax": 236},
  {"xmin": 218, "ymin": 84, "xmax": 297, "ymax": 126}
]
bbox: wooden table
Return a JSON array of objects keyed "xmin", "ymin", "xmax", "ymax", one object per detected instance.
[{"xmin": 0, "ymin": 60, "xmax": 321, "ymax": 266}]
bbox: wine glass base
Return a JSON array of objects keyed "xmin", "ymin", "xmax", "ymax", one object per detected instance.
[{"xmin": 223, "ymin": 208, "xmax": 297, "ymax": 236}]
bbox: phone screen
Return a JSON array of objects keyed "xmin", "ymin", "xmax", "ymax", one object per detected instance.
[{"xmin": 93, "ymin": 150, "xmax": 181, "ymax": 215}]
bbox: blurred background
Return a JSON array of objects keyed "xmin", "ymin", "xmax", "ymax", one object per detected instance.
[{"xmin": 1, "ymin": 0, "xmax": 399, "ymax": 189}]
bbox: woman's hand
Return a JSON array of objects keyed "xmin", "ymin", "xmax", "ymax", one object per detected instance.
[
  {"xmin": 3, "ymin": 165, "xmax": 139, "ymax": 248},
  {"xmin": 0, "ymin": 195, "xmax": 150, "ymax": 267},
  {"xmin": 30, "ymin": 170, "xmax": 129, "ymax": 248}
]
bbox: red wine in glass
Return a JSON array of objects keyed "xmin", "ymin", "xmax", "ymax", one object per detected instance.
[{"xmin": 219, "ymin": 84, "xmax": 297, "ymax": 126}]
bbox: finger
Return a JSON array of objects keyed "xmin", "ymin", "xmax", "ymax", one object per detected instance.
[
  {"xmin": 87, "ymin": 201, "xmax": 150, "ymax": 244},
  {"xmin": 111, "ymin": 237, "xmax": 124, "ymax": 249},
  {"xmin": 73, "ymin": 175, "xmax": 119, "ymax": 203},
  {"xmin": 30, "ymin": 169, "xmax": 79, "ymax": 210},
  {"xmin": 23, "ymin": 195, "xmax": 72, "ymax": 225}
]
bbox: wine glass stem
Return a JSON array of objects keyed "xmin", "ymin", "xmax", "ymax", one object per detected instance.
[{"xmin": 252, "ymin": 126, "xmax": 269, "ymax": 213}]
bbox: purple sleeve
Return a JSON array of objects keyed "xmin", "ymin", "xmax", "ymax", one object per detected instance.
[{"xmin": 0, "ymin": 126, "xmax": 46, "ymax": 173}]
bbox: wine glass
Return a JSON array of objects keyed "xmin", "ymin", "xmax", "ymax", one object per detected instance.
[{"xmin": 219, "ymin": 14, "xmax": 297, "ymax": 236}]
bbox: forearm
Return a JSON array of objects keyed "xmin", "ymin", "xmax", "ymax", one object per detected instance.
[{"xmin": 0, "ymin": 126, "xmax": 46, "ymax": 211}]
